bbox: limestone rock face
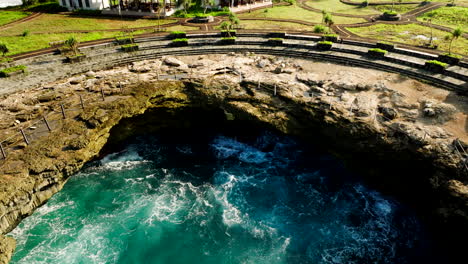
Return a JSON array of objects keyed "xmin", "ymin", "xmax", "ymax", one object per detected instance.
[{"xmin": 0, "ymin": 235, "xmax": 15, "ymax": 264}]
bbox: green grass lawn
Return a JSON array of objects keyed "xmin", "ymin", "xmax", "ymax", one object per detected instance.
[
  {"xmin": 0, "ymin": 13, "xmax": 177, "ymax": 36},
  {"xmin": 234, "ymin": 20, "xmax": 313, "ymax": 31},
  {"xmin": 347, "ymin": 23, "xmax": 468, "ymax": 55},
  {"xmin": 372, "ymin": 4, "xmax": 420, "ymax": 14},
  {"xmin": 417, "ymin": 6, "xmax": 468, "ymax": 31},
  {"xmin": 0, "ymin": 31, "xmax": 143, "ymax": 55},
  {"xmin": 306, "ymin": 0, "xmax": 380, "ymax": 15},
  {"xmin": 238, "ymin": 4, "xmax": 367, "ymax": 24},
  {"xmin": 165, "ymin": 25, "xmax": 199, "ymax": 32},
  {"xmin": 0, "ymin": 11, "xmax": 31, "ymax": 26}
]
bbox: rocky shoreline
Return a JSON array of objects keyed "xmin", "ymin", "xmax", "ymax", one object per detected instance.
[{"xmin": 0, "ymin": 54, "xmax": 467, "ymax": 263}]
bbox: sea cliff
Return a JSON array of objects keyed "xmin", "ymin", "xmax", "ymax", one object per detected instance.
[{"xmin": 0, "ymin": 55, "xmax": 467, "ymax": 263}]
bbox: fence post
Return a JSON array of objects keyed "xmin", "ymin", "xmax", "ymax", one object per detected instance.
[
  {"xmin": 100, "ymin": 88, "xmax": 105, "ymax": 101},
  {"xmin": 79, "ymin": 95, "xmax": 85, "ymax": 110},
  {"xmin": 274, "ymin": 83, "xmax": 277, "ymax": 96},
  {"xmin": 0, "ymin": 142, "xmax": 6, "ymax": 159},
  {"xmin": 43, "ymin": 116, "xmax": 51, "ymax": 131},
  {"xmin": 60, "ymin": 104, "xmax": 66, "ymax": 119},
  {"xmin": 20, "ymin": 129, "xmax": 29, "ymax": 145}
]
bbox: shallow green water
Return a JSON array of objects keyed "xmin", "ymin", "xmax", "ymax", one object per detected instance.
[{"xmin": 10, "ymin": 131, "xmax": 443, "ymax": 263}]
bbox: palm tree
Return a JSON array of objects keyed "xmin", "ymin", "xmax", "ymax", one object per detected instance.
[
  {"xmin": 64, "ymin": 36, "xmax": 79, "ymax": 56},
  {"xmin": 445, "ymin": 27, "xmax": 462, "ymax": 54},
  {"xmin": 0, "ymin": 43, "xmax": 8, "ymax": 57}
]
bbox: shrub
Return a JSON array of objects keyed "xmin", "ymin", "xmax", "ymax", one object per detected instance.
[
  {"xmin": 378, "ymin": 41, "xmax": 393, "ymax": 45},
  {"xmin": 121, "ymin": 43, "xmax": 139, "ymax": 52},
  {"xmin": 383, "ymin": 10, "xmax": 398, "ymax": 16},
  {"xmin": 22, "ymin": 30, "xmax": 30, "ymax": 37},
  {"xmin": 317, "ymin": 41, "xmax": 333, "ymax": 50},
  {"xmin": 0, "ymin": 65, "xmax": 26, "ymax": 78},
  {"xmin": 425, "ymin": 60, "xmax": 448, "ymax": 68},
  {"xmin": 0, "ymin": 57, "xmax": 12, "ymax": 63},
  {"xmin": 172, "ymin": 38, "xmax": 188, "ymax": 42},
  {"xmin": 318, "ymin": 41, "xmax": 333, "ymax": 45},
  {"xmin": 171, "ymin": 31, "xmax": 186, "ymax": 35},
  {"xmin": 441, "ymin": 53, "xmax": 462, "ymax": 59},
  {"xmin": 313, "ymin": 25, "xmax": 326, "ymax": 33},
  {"xmin": 0, "ymin": 43, "xmax": 9, "ymax": 57},
  {"xmin": 369, "ymin": 48, "xmax": 388, "ymax": 54}
]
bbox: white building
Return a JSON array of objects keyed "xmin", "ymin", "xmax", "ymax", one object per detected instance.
[
  {"xmin": 59, "ymin": 0, "xmax": 109, "ymax": 10},
  {"xmin": 58, "ymin": 0, "xmax": 272, "ymax": 15}
]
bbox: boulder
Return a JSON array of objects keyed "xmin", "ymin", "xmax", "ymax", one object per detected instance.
[
  {"xmin": 420, "ymin": 99, "xmax": 457, "ymax": 123},
  {"xmin": 164, "ymin": 57, "xmax": 185, "ymax": 67},
  {"xmin": 296, "ymin": 73, "xmax": 324, "ymax": 87},
  {"xmin": 256, "ymin": 59, "xmax": 270, "ymax": 68},
  {"xmin": 69, "ymin": 76, "xmax": 84, "ymax": 85}
]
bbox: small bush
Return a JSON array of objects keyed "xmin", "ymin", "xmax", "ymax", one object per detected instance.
[
  {"xmin": 442, "ymin": 53, "xmax": 462, "ymax": 59},
  {"xmin": 426, "ymin": 60, "xmax": 448, "ymax": 68},
  {"xmin": 318, "ymin": 41, "xmax": 333, "ymax": 45},
  {"xmin": 378, "ymin": 41, "xmax": 393, "ymax": 45},
  {"xmin": 122, "ymin": 44, "xmax": 138, "ymax": 48},
  {"xmin": 383, "ymin": 10, "xmax": 398, "ymax": 16},
  {"xmin": 0, "ymin": 43, "xmax": 9, "ymax": 56},
  {"xmin": 22, "ymin": 30, "xmax": 30, "ymax": 37},
  {"xmin": 0, "ymin": 65, "xmax": 26, "ymax": 77},
  {"xmin": 369, "ymin": 48, "xmax": 388, "ymax": 54},
  {"xmin": 121, "ymin": 43, "xmax": 139, "ymax": 52},
  {"xmin": 0, "ymin": 57, "xmax": 12, "ymax": 63},
  {"xmin": 172, "ymin": 38, "xmax": 188, "ymax": 42},
  {"xmin": 170, "ymin": 31, "xmax": 186, "ymax": 35},
  {"xmin": 313, "ymin": 25, "xmax": 326, "ymax": 33}
]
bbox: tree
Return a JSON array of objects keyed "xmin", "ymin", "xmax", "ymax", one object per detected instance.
[
  {"xmin": 203, "ymin": 0, "xmax": 215, "ymax": 14},
  {"xmin": 64, "ymin": 36, "xmax": 79, "ymax": 56},
  {"xmin": 228, "ymin": 12, "xmax": 240, "ymax": 29},
  {"xmin": 445, "ymin": 27, "xmax": 462, "ymax": 54},
  {"xmin": 220, "ymin": 21, "xmax": 230, "ymax": 33},
  {"xmin": 323, "ymin": 13, "xmax": 334, "ymax": 33},
  {"xmin": 22, "ymin": 0, "xmax": 37, "ymax": 6},
  {"xmin": 0, "ymin": 43, "xmax": 9, "ymax": 57},
  {"xmin": 178, "ymin": 0, "xmax": 192, "ymax": 14}
]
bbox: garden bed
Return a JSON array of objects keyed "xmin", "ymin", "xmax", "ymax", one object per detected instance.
[
  {"xmin": 219, "ymin": 37, "xmax": 236, "ymax": 45},
  {"xmin": 0, "ymin": 65, "xmax": 26, "ymax": 78},
  {"xmin": 66, "ymin": 54, "xmax": 87, "ymax": 63},
  {"xmin": 171, "ymin": 38, "xmax": 189, "ymax": 47},
  {"xmin": 121, "ymin": 44, "xmax": 139, "ymax": 52}
]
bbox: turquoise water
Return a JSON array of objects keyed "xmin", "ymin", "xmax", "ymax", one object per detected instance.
[{"xmin": 10, "ymin": 131, "xmax": 441, "ymax": 263}]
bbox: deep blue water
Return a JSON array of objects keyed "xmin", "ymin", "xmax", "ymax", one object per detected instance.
[{"xmin": 10, "ymin": 131, "xmax": 442, "ymax": 263}]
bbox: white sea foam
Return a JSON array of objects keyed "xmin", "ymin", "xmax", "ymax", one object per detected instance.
[
  {"xmin": 99, "ymin": 149, "xmax": 149, "ymax": 171},
  {"xmin": 211, "ymin": 136, "xmax": 268, "ymax": 163}
]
